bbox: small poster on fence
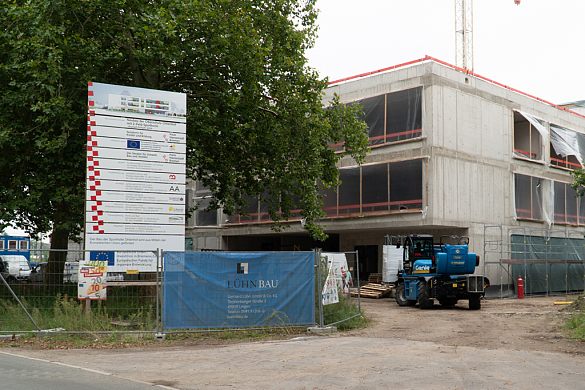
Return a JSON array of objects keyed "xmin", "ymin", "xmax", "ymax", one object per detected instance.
[
  {"xmin": 322, "ymin": 263, "xmax": 339, "ymax": 306},
  {"xmin": 78, "ymin": 255, "xmax": 107, "ymax": 300}
]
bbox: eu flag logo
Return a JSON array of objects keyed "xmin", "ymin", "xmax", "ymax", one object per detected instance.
[
  {"xmin": 127, "ymin": 140, "xmax": 141, "ymax": 149},
  {"xmin": 90, "ymin": 251, "xmax": 115, "ymax": 266}
]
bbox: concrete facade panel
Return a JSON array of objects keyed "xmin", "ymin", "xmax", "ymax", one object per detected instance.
[
  {"xmin": 456, "ymin": 92, "xmax": 481, "ymax": 156},
  {"xmin": 440, "ymin": 87, "xmax": 458, "ymax": 151}
]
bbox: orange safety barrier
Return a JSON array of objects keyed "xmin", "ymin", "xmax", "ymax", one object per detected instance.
[
  {"xmin": 550, "ymin": 157, "xmax": 582, "ymax": 169},
  {"xmin": 514, "ymin": 149, "xmax": 537, "ymax": 158}
]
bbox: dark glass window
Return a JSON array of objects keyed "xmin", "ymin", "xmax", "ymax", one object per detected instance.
[
  {"xmin": 338, "ymin": 168, "xmax": 361, "ymax": 215},
  {"xmin": 386, "ymin": 87, "xmax": 422, "ymax": 142},
  {"xmin": 362, "ymin": 164, "xmax": 388, "ymax": 212},
  {"xmin": 195, "ymin": 198, "xmax": 218, "ymax": 226},
  {"xmin": 358, "ymin": 95, "xmax": 385, "ymax": 146},
  {"xmin": 238, "ymin": 195, "xmax": 259, "ymax": 223},
  {"xmin": 389, "ymin": 159, "xmax": 423, "ymax": 211}
]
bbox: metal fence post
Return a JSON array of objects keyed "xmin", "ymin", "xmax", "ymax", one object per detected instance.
[
  {"xmin": 355, "ymin": 250, "xmax": 361, "ymax": 314},
  {"xmin": 156, "ymin": 248, "xmax": 166, "ymax": 340},
  {"xmin": 316, "ymin": 248, "xmax": 323, "ymax": 328},
  {"xmin": 155, "ymin": 248, "xmax": 160, "ymax": 333}
]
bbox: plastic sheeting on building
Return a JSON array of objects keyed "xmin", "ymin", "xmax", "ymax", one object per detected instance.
[
  {"xmin": 163, "ymin": 251, "xmax": 315, "ymax": 329},
  {"xmin": 510, "ymin": 235, "xmax": 585, "ymax": 294},
  {"xmin": 354, "ymin": 87, "xmax": 423, "ymax": 147},
  {"xmin": 550, "ymin": 124, "xmax": 585, "ymax": 167},
  {"xmin": 513, "ymin": 173, "xmax": 553, "ymax": 227},
  {"xmin": 513, "ymin": 110, "xmax": 546, "ymax": 161}
]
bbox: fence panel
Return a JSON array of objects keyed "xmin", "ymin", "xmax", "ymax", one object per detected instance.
[
  {"xmin": 316, "ymin": 250, "xmax": 361, "ymax": 328},
  {"xmin": 0, "ymin": 249, "xmax": 159, "ymax": 334},
  {"xmin": 163, "ymin": 251, "xmax": 315, "ymax": 329}
]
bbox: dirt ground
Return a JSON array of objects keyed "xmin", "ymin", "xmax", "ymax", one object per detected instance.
[
  {"xmin": 3, "ymin": 294, "xmax": 585, "ymax": 358},
  {"xmin": 342, "ymin": 293, "xmax": 585, "ymax": 356}
]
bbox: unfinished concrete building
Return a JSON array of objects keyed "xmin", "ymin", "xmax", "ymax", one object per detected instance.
[{"xmin": 187, "ymin": 56, "xmax": 585, "ymax": 295}]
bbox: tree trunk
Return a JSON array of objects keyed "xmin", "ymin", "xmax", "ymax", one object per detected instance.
[{"xmin": 46, "ymin": 228, "xmax": 69, "ymax": 286}]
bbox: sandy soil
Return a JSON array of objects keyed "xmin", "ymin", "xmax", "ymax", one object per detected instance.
[{"xmin": 341, "ymin": 294, "xmax": 585, "ymax": 356}]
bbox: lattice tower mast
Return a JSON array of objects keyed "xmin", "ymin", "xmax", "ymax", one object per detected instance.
[{"xmin": 455, "ymin": 0, "xmax": 474, "ymax": 72}]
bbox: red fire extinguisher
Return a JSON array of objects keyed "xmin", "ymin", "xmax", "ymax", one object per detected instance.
[{"xmin": 517, "ymin": 276, "xmax": 524, "ymax": 299}]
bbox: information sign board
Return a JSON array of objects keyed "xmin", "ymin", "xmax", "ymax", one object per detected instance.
[{"xmin": 85, "ymin": 82, "xmax": 187, "ymax": 273}]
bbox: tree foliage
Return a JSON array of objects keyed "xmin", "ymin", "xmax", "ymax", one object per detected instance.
[
  {"xmin": 571, "ymin": 169, "xmax": 585, "ymax": 197},
  {"xmin": 0, "ymin": 0, "xmax": 368, "ymax": 249}
]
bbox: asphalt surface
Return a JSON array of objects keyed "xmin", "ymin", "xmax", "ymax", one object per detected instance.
[
  {"xmin": 5, "ymin": 336, "xmax": 585, "ymax": 390},
  {"xmin": 0, "ymin": 350, "xmax": 162, "ymax": 390}
]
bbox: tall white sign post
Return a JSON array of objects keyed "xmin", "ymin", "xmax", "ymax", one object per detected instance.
[{"xmin": 84, "ymin": 82, "xmax": 187, "ymax": 282}]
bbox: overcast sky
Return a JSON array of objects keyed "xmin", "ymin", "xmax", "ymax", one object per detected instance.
[{"xmin": 306, "ymin": 0, "xmax": 585, "ymax": 105}]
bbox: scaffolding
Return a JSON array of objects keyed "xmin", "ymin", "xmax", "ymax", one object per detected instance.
[{"xmin": 483, "ymin": 225, "xmax": 585, "ymax": 299}]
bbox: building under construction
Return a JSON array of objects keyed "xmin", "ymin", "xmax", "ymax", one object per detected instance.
[{"xmin": 187, "ymin": 56, "xmax": 585, "ymax": 296}]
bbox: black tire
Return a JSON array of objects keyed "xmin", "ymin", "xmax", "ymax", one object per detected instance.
[
  {"xmin": 395, "ymin": 283, "xmax": 408, "ymax": 306},
  {"xmin": 469, "ymin": 295, "xmax": 481, "ymax": 310},
  {"xmin": 395, "ymin": 283, "xmax": 416, "ymax": 306},
  {"xmin": 418, "ymin": 280, "xmax": 434, "ymax": 309},
  {"xmin": 439, "ymin": 298, "xmax": 458, "ymax": 307}
]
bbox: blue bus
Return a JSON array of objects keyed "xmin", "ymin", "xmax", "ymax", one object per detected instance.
[{"xmin": 0, "ymin": 236, "xmax": 31, "ymax": 262}]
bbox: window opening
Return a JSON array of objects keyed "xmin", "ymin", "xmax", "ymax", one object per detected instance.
[
  {"xmin": 334, "ymin": 87, "xmax": 423, "ymax": 150},
  {"xmin": 361, "ymin": 164, "xmax": 389, "ymax": 213},
  {"xmin": 513, "ymin": 111, "xmax": 544, "ymax": 161},
  {"xmin": 550, "ymin": 124, "xmax": 585, "ymax": 170},
  {"xmin": 553, "ymin": 181, "xmax": 580, "ymax": 225},
  {"xmin": 224, "ymin": 160, "xmax": 424, "ymax": 225},
  {"xmin": 19, "ymin": 241, "xmax": 28, "ymax": 250},
  {"xmin": 338, "ymin": 168, "xmax": 361, "ymax": 216},
  {"xmin": 195, "ymin": 198, "xmax": 218, "ymax": 226},
  {"xmin": 8, "ymin": 240, "xmax": 17, "ymax": 250},
  {"xmin": 514, "ymin": 174, "xmax": 543, "ymax": 220},
  {"xmin": 389, "ymin": 159, "xmax": 423, "ymax": 211},
  {"xmin": 386, "ymin": 87, "xmax": 422, "ymax": 143}
]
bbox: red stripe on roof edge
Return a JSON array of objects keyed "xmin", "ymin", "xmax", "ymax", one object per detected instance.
[{"xmin": 328, "ymin": 55, "xmax": 585, "ymax": 120}]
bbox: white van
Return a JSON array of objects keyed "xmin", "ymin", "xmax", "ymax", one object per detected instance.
[{"xmin": 0, "ymin": 255, "xmax": 32, "ymax": 282}]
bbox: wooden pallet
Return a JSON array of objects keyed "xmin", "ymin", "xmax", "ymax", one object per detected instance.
[
  {"xmin": 368, "ymin": 273, "xmax": 383, "ymax": 283},
  {"xmin": 350, "ymin": 283, "xmax": 394, "ymax": 299}
]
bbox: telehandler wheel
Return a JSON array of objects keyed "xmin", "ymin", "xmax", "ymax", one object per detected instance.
[
  {"xmin": 469, "ymin": 295, "xmax": 481, "ymax": 310},
  {"xmin": 418, "ymin": 280, "xmax": 434, "ymax": 309},
  {"xmin": 395, "ymin": 283, "xmax": 415, "ymax": 306}
]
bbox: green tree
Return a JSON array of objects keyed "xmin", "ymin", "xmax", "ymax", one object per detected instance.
[
  {"xmin": 571, "ymin": 169, "xmax": 585, "ymax": 196},
  {"xmin": 0, "ymin": 0, "xmax": 368, "ymax": 281}
]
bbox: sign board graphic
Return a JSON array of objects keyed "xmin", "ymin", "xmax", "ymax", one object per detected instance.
[
  {"xmin": 78, "ymin": 253, "xmax": 108, "ymax": 300},
  {"xmin": 85, "ymin": 82, "xmax": 187, "ymax": 273}
]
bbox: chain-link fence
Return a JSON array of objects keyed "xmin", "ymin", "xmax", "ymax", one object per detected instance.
[
  {"xmin": 1, "ymin": 248, "xmax": 362, "ymax": 336},
  {"xmin": 315, "ymin": 249, "xmax": 362, "ymax": 329},
  {"xmin": 0, "ymin": 249, "xmax": 160, "ymax": 335}
]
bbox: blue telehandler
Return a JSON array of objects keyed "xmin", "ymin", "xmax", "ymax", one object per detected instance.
[{"xmin": 392, "ymin": 235, "xmax": 490, "ymax": 310}]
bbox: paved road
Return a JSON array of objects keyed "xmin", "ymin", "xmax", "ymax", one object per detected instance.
[
  {"xmin": 0, "ymin": 350, "xmax": 164, "ymax": 390},
  {"xmin": 6, "ymin": 336, "xmax": 585, "ymax": 389}
]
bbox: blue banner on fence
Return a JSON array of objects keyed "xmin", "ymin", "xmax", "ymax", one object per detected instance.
[{"xmin": 163, "ymin": 252, "xmax": 315, "ymax": 329}]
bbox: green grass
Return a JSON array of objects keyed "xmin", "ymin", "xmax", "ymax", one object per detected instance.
[
  {"xmin": 0, "ymin": 292, "xmax": 157, "ymax": 333},
  {"xmin": 322, "ymin": 295, "xmax": 368, "ymax": 330},
  {"xmin": 563, "ymin": 294, "xmax": 585, "ymax": 340},
  {"xmin": 316, "ymin": 258, "xmax": 369, "ymax": 330}
]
